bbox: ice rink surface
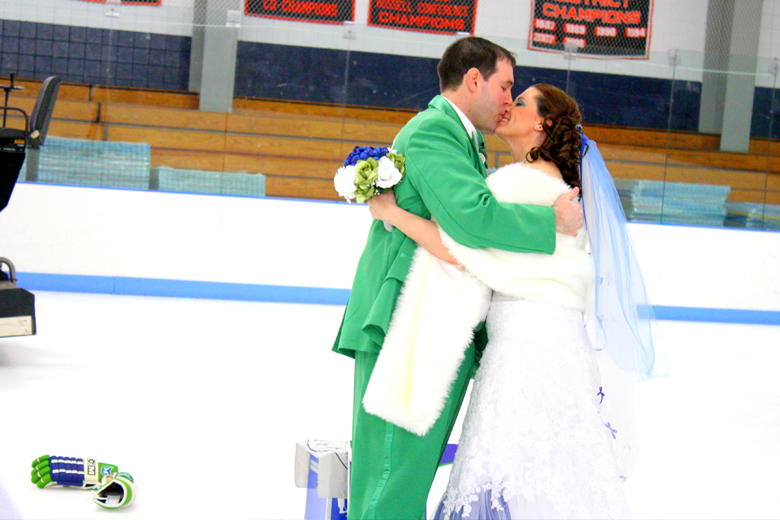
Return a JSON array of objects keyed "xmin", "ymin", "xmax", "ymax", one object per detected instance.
[{"xmin": 1, "ymin": 291, "xmax": 779, "ymax": 519}]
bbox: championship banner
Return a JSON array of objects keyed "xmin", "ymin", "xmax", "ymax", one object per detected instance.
[
  {"xmin": 245, "ymin": 0, "xmax": 355, "ymax": 24},
  {"xmin": 368, "ymin": 0, "xmax": 476, "ymax": 35},
  {"xmin": 529, "ymin": 0, "xmax": 652, "ymax": 58},
  {"xmin": 78, "ymin": 0, "xmax": 161, "ymax": 4}
]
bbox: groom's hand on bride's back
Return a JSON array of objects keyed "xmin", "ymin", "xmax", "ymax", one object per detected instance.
[{"xmin": 553, "ymin": 188, "xmax": 584, "ymax": 236}]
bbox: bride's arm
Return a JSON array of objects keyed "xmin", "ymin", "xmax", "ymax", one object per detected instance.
[{"xmin": 368, "ymin": 191, "xmax": 458, "ymax": 264}]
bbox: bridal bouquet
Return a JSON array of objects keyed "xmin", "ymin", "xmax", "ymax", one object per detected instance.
[{"xmin": 334, "ymin": 146, "xmax": 405, "ymax": 203}]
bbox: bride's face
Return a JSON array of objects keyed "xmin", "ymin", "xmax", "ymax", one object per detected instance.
[{"xmin": 495, "ymin": 87, "xmax": 545, "ymax": 145}]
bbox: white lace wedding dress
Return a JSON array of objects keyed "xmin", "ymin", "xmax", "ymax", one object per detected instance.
[
  {"xmin": 432, "ymin": 295, "xmax": 634, "ymax": 520},
  {"xmin": 363, "ymin": 162, "xmax": 637, "ymax": 519},
  {"xmin": 426, "ymin": 163, "xmax": 636, "ymax": 520}
]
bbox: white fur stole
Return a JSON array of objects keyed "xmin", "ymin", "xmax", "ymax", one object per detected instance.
[
  {"xmin": 362, "ymin": 163, "xmax": 593, "ymax": 437},
  {"xmin": 443, "ymin": 163, "xmax": 594, "ymax": 310}
]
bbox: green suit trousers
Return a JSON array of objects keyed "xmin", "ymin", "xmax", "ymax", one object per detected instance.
[{"xmin": 349, "ymin": 344, "xmax": 476, "ymax": 520}]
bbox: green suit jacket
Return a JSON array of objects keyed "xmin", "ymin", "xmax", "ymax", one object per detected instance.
[{"xmin": 333, "ymin": 95, "xmax": 556, "ymax": 359}]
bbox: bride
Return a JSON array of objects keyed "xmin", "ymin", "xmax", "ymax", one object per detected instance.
[{"xmin": 365, "ymin": 83, "xmax": 662, "ymax": 519}]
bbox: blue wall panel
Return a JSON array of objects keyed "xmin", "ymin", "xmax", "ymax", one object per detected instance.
[
  {"xmin": 234, "ymin": 40, "xmax": 702, "ymax": 130},
  {"xmin": 0, "ymin": 20, "xmax": 191, "ymax": 91},
  {"xmin": 0, "ymin": 19, "xmax": 775, "ymax": 137},
  {"xmin": 751, "ymin": 87, "xmax": 780, "ymax": 139}
]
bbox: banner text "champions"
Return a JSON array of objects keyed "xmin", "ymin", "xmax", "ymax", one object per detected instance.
[
  {"xmin": 260, "ymin": 0, "xmax": 339, "ymax": 16},
  {"xmin": 370, "ymin": 0, "xmax": 474, "ymax": 34},
  {"xmin": 542, "ymin": 3, "xmax": 641, "ymax": 24}
]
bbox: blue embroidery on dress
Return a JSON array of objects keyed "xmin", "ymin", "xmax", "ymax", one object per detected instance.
[{"xmin": 605, "ymin": 422, "xmax": 617, "ymax": 439}]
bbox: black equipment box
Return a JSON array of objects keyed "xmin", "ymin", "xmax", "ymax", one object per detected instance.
[{"xmin": 0, "ymin": 259, "xmax": 36, "ymax": 338}]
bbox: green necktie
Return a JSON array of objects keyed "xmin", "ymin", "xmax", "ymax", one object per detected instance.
[{"xmin": 472, "ymin": 131, "xmax": 488, "ymax": 171}]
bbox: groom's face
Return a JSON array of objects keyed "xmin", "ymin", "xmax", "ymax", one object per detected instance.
[{"xmin": 472, "ymin": 58, "xmax": 515, "ymax": 133}]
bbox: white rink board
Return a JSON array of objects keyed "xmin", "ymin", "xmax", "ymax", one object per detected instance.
[{"xmin": 1, "ymin": 182, "xmax": 780, "ymax": 312}]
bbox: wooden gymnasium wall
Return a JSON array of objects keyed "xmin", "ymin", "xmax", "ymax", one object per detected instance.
[{"xmin": 4, "ymin": 77, "xmax": 779, "ymax": 204}]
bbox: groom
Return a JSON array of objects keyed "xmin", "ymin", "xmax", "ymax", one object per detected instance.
[{"xmin": 333, "ymin": 36, "xmax": 583, "ymax": 520}]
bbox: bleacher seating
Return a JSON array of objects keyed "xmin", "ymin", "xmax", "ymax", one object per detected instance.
[
  {"xmin": 725, "ymin": 202, "xmax": 780, "ymax": 230},
  {"xmin": 4, "ymin": 76, "xmax": 779, "ymax": 228},
  {"xmin": 21, "ymin": 136, "xmax": 151, "ymax": 189},
  {"xmin": 614, "ymin": 179, "xmax": 731, "ymax": 227},
  {"xmin": 18, "ymin": 135, "xmax": 265, "ymax": 198},
  {"xmin": 153, "ymin": 166, "xmax": 265, "ymax": 197}
]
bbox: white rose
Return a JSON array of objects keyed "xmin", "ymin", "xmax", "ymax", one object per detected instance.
[
  {"xmin": 334, "ymin": 165, "xmax": 357, "ymax": 201},
  {"xmin": 375, "ymin": 156, "xmax": 403, "ymax": 189}
]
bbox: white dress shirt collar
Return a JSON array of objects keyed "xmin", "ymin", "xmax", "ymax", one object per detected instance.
[{"xmin": 441, "ymin": 95, "xmax": 477, "ymax": 140}]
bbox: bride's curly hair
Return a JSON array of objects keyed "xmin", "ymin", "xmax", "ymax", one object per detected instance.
[{"xmin": 525, "ymin": 84, "xmax": 583, "ymax": 191}]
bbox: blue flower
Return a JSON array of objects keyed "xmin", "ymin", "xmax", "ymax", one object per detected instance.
[
  {"xmin": 345, "ymin": 146, "xmax": 393, "ymax": 167},
  {"xmin": 335, "ymin": 145, "xmax": 406, "ymax": 203}
]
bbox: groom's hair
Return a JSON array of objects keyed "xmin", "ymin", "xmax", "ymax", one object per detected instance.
[{"xmin": 437, "ymin": 36, "xmax": 516, "ymax": 92}]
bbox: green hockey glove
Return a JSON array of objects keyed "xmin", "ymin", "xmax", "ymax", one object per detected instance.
[
  {"xmin": 92, "ymin": 472, "xmax": 136, "ymax": 509},
  {"xmin": 31, "ymin": 455, "xmax": 118, "ymax": 489}
]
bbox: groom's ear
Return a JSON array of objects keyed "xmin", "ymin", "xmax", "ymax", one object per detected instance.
[{"xmin": 464, "ymin": 68, "xmax": 481, "ymax": 93}]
